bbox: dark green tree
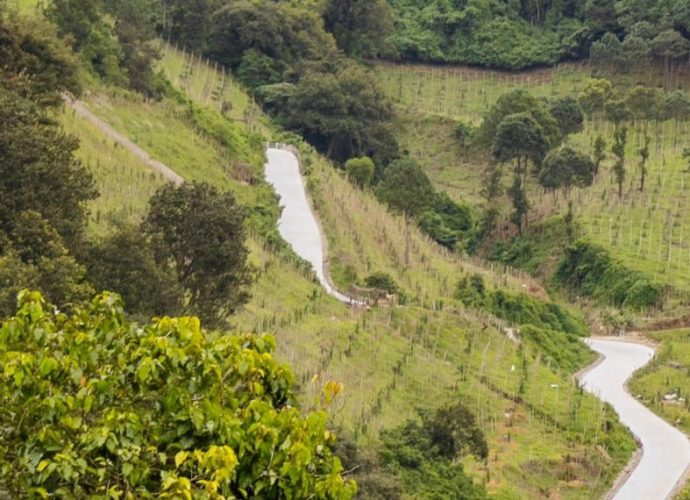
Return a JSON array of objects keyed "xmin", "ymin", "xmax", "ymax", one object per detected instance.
[
  {"xmin": 480, "ymin": 163, "xmax": 503, "ymax": 232},
  {"xmin": 549, "ymin": 96, "xmax": 584, "ymax": 138},
  {"xmin": 364, "ymin": 272, "xmax": 399, "ymax": 294},
  {"xmin": 478, "ymin": 89, "xmax": 560, "ymax": 147},
  {"xmin": 429, "ymin": 402, "xmax": 489, "ymax": 461},
  {"xmin": 0, "ymin": 87, "xmax": 97, "ymax": 250},
  {"xmin": 165, "ymin": 0, "xmax": 211, "ymax": 52},
  {"xmin": 612, "ymin": 127, "xmax": 628, "ymax": 199},
  {"xmin": 0, "ymin": 211, "xmax": 93, "ymax": 317},
  {"xmin": 626, "ymin": 85, "xmax": 662, "ymax": 132},
  {"xmin": 507, "ymin": 175, "xmax": 529, "ymax": 234},
  {"xmin": 143, "ymin": 182, "xmax": 253, "ymax": 327},
  {"xmin": 46, "ymin": 0, "xmax": 101, "ymax": 50},
  {"xmin": 323, "ymin": 0, "xmax": 393, "ymax": 58},
  {"xmin": 590, "ymin": 32, "xmax": 627, "ymax": 73},
  {"xmin": 285, "ymin": 64, "xmax": 398, "ymax": 164},
  {"xmin": 492, "ymin": 113, "xmax": 549, "ymax": 233},
  {"xmin": 0, "ymin": 14, "xmax": 81, "ymax": 104},
  {"xmin": 376, "ymin": 157, "xmax": 435, "ymax": 263},
  {"xmin": 492, "ymin": 113, "xmax": 550, "ymax": 174},
  {"xmin": 375, "ymin": 158, "xmax": 435, "ymax": 218},
  {"xmin": 379, "ymin": 402, "xmax": 487, "ymax": 499},
  {"xmin": 539, "ymin": 146, "xmax": 596, "ymax": 197},
  {"xmin": 206, "ymin": 1, "xmax": 336, "ymax": 75},
  {"xmin": 650, "ymin": 29, "xmax": 689, "ymax": 88},
  {"xmin": 604, "ymin": 99, "xmax": 632, "ymax": 129},
  {"xmin": 638, "ymin": 135, "xmax": 650, "ymax": 192},
  {"xmin": 620, "ymin": 35, "xmax": 651, "ymax": 73},
  {"xmin": 664, "ymin": 91, "xmax": 690, "ymax": 146},
  {"xmin": 103, "ymin": 0, "xmax": 162, "ymax": 97},
  {"xmin": 86, "ymin": 225, "xmax": 184, "ymax": 318},
  {"xmin": 584, "ymin": 0, "xmax": 619, "ymax": 36},
  {"xmin": 593, "ymin": 135, "xmax": 607, "ymax": 177}
]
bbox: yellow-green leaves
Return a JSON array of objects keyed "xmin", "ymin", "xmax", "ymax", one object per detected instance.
[{"xmin": 0, "ymin": 292, "xmax": 355, "ymax": 498}]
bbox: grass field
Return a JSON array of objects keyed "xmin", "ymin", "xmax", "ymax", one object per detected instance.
[
  {"xmin": 629, "ymin": 329, "xmax": 690, "ymax": 435},
  {"xmin": 379, "ymin": 62, "xmax": 690, "ymax": 292},
  {"xmin": 58, "ymin": 106, "xmax": 167, "ymax": 235},
  {"xmin": 157, "ymin": 43, "xmax": 270, "ymax": 133}
]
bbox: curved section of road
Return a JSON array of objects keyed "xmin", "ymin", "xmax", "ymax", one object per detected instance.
[
  {"xmin": 580, "ymin": 338, "xmax": 690, "ymax": 499},
  {"xmin": 264, "ymin": 147, "xmax": 364, "ymax": 306}
]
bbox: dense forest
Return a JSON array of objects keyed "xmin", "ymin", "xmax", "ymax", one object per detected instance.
[{"xmin": 388, "ymin": 0, "xmax": 690, "ymax": 68}]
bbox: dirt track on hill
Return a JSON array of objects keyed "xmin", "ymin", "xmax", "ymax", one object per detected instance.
[{"xmin": 64, "ymin": 95, "xmax": 184, "ymax": 186}]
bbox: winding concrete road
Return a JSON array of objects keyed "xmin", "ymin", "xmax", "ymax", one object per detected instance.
[
  {"xmin": 580, "ymin": 338, "xmax": 690, "ymax": 499},
  {"xmin": 264, "ymin": 147, "xmax": 364, "ymax": 306}
]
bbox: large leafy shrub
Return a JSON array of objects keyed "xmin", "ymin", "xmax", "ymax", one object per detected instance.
[
  {"xmin": 555, "ymin": 241, "xmax": 664, "ymax": 309},
  {"xmin": 0, "ymin": 291, "xmax": 356, "ymax": 498},
  {"xmin": 490, "ymin": 290, "xmax": 588, "ymax": 336}
]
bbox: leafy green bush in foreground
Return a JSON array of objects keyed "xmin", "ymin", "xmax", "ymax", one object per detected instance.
[{"xmin": 0, "ymin": 291, "xmax": 355, "ymax": 498}]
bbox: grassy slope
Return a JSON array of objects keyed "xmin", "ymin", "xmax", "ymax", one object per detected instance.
[
  {"xmin": 378, "ymin": 62, "xmax": 690, "ymax": 293},
  {"xmin": 629, "ymin": 329, "xmax": 690, "ymax": 435},
  {"xmin": 58, "ymin": 106, "xmax": 167, "ymax": 235},
  {"xmin": 52, "ymin": 44, "xmax": 638, "ymax": 498}
]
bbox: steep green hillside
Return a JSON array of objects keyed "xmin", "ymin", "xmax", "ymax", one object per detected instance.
[
  {"xmin": 379, "ymin": 62, "xmax": 690, "ymax": 298},
  {"xmin": 52, "ymin": 45, "xmax": 634, "ymax": 498}
]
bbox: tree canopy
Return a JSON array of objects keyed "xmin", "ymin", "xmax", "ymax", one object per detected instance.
[
  {"xmin": 143, "ymin": 182, "xmax": 253, "ymax": 328},
  {"xmin": 323, "ymin": 0, "xmax": 393, "ymax": 59},
  {"xmin": 539, "ymin": 146, "xmax": 596, "ymax": 196},
  {"xmin": 477, "ymin": 89, "xmax": 560, "ymax": 148},
  {"xmin": 386, "ymin": 0, "xmax": 690, "ymax": 69},
  {"xmin": 282, "ymin": 64, "xmax": 398, "ymax": 164},
  {"xmin": 0, "ymin": 291, "xmax": 356, "ymax": 498},
  {"xmin": 375, "ymin": 157, "xmax": 435, "ymax": 218},
  {"xmin": 549, "ymin": 96, "xmax": 585, "ymax": 138}
]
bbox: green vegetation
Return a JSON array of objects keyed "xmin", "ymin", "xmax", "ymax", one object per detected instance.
[
  {"xmin": 630, "ymin": 329, "xmax": 690, "ymax": 435},
  {"xmin": 2, "ymin": 1, "xmax": 659, "ymax": 496},
  {"xmin": 379, "ymin": 62, "xmax": 690, "ymax": 297},
  {"xmin": 58, "ymin": 107, "xmax": 167, "ymax": 234},
  {"xmin": 344, "ymin": 156, "xmax": 375, "ymax": 188},
  {"xmin": 143, "ymin": 182, "xmax": 253, "ymax": 327},
  {"xmin": 386, "ymin": 0, "xmax": 690, "ymax": 70},
  {"xmin": 0, "ymin": 291, "xmax": 356, "ymax": 498},
  {"xmin": 68, "ymin": 47, "xmax": 636, "ymax": 498},
  {"xmin": 555, "ymin": 241, "xmax": 664, "ymax": 309},
  {"xmin": 376, "ymin": 402, "xmax": 488, "ymax": 499}
]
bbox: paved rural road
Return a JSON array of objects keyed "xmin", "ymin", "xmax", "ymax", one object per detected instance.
[
  {"xmin": 580, "ymin": 338, "xmax": 690, "ymax": 499},
  {"xmin": 264, "ymin": 147, "xmax": 364, "ymax": 306}
]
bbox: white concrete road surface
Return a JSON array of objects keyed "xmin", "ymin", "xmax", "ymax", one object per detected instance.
[
  {"xmin": 264, "ymin": 147, "xmax": 364, "ymax": 306},
  {"xmin": 580, "ymin": 338, "xmax": 690, "ymax": 499}
]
